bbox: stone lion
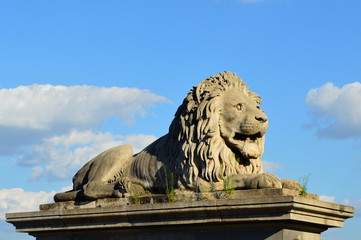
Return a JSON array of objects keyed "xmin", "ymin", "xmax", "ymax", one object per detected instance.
[{"xmin": 54, "ymin": 71, "xmax": 298, "ymax": 202}]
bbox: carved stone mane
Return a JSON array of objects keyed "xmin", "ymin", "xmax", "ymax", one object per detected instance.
[{"xmin": 169, "ymin": 71, "xmax": 264, "ymax": 187}]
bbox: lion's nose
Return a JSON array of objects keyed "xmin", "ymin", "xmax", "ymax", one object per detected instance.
[{"xmin": 255, "ymin": 115, "xmax": 268, "ymax": 123}]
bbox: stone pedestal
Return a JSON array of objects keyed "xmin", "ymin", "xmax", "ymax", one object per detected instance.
[{"xmin": 6, "ymin": 189, "xmax": 354, "ymax": 240}]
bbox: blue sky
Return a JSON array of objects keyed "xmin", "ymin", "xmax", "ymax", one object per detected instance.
[{"xmin": 0, "ymin": 0, "xmax": 360, "ymax": 239}]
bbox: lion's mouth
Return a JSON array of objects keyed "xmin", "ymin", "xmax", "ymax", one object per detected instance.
[
  {"xmin": 233, "ymin": 132, "xmax": 263, "ymax": 143},
  {"xmin": 227, "ymin": 131, "xmax": 264, "ymax": 159}
]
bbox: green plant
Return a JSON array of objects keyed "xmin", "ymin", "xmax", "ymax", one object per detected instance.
[
  {"xmin": 223, "ymin": 177, "xmax": 235, "ymax": 198},
  {"xmin": 163, "ymin": 165, "xmax": 176, "ymax": 202},
  {"xmin": 210, "ymin": 182, "xmax": 226, "ymax": 199},
  {"xmin": 299, "ymin": 174, "xmax": 311, "ymax": 197},
  {"xmin": 130, "ymin": 186, "xmax": 140, "ymax": 204}
]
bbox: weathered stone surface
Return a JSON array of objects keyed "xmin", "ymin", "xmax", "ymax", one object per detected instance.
[
  {"xmin": 54, "ymin": 72, "xmax": 300, "ymax": 202},
  {"xmin": 43, "ymin": 188, "xmax": 319, "ymax": 211},
  {"xmin": 6, "ymin": 189, "xmax": 354, "ymax": 240}
]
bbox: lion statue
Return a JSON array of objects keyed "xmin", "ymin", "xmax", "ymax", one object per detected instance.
[{"xmin": 54, "ymin": 71, "xmax": 298, "ymax": 202}]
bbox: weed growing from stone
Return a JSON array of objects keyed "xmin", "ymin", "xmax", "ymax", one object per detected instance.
[
  {"xmin": 223, "ymin": 177, "xmax": 235, "ymax": 198},
  {"xmin": 163, "ymin": 165, "xmax": 176, "ymax": 202},
  {"xmin": 299, "ymin": 174, "xmax": 311, "ymax": 197}
]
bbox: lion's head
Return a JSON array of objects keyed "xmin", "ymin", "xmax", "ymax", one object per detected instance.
[{"xmin": 169, "ymin": 71, "xmax": 268, "ymax": 188}]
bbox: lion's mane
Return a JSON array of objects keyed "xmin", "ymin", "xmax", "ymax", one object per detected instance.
[{"xmin": 164, "ymin": 71, "xmax": 264, "ymax": 189}]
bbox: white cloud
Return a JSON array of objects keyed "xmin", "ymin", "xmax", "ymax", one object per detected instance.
[
  {"xmin": 0, "ymin": 84, "xmax": 167, "ymax": 130},
  {"xmin": 320, "ymin": 195, "xmax": 336, "ymax": 203},
  {"xmin": 19, "ymin": 130, "xmax": 157, "ymax": 181},
  {"xmin": 59, "ymin": 184, "xmax": 73, "ymax": 193},
  {"xmin": 0, "ymin": 188, "xmax": 55, "ymax": 220},
  {"xmin": 29, "ymin": 166, "xmax": 44, "ymax": 181},
  {"xmin": 305, "ymin": 82, "xmax": 361, "ymax": 139},
  {"xmin": 0, "ymin": 84, "xmax": 168, "ymax": 155},
  {"xmin": 263, "ymin": 160, "xmax": 282, "ymax": 173}
]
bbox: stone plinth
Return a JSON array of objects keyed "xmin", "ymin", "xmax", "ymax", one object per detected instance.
[{"xmin": 6, "ymin": 189, "xmax": 354, "ymax": 240}]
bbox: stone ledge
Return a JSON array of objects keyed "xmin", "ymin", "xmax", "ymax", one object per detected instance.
[
  {"xmin": 6, "ymin": 189, "xmax": 353, "ymax": 240},
  {"xmin": 38, "ymin": 188, "xmax": 319, "ymax": 211}
]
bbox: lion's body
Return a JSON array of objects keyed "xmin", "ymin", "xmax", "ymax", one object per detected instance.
[{"xmin": 54, "ymin": 71, "xmax": 298, "ymax": 202}]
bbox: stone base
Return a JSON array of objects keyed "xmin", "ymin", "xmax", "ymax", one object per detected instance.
[{"xmin": 6, "ymin": 189, "xmax": 354, "ymax": 240}]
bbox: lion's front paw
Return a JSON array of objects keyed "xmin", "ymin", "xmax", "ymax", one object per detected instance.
[
  {"xmin": 115, "ymin": 177, "xmax": 131, "ymax": 197},
  {"xmin": 281, "ymin": 179, "xmax": 301, "ymax": 191},
  {"xmin": 248, "ymin": 173, "xmax": 282, "ymax": 189}
]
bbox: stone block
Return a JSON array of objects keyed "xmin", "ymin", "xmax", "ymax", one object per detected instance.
[{"xmin": 6, "ymin": 189, "xmax": 354, "ymax": 240}]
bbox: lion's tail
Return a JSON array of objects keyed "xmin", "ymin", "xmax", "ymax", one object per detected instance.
[{"xmin": 54, "ymin": 190, "xmax": 81, "ymax": 202}]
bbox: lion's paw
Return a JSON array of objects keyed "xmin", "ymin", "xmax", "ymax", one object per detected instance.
[
  {"xmin": 281, "ymin": 179, "xmax": 301, "ymax": 191},
  {"xmin": 249, "ymin": 173, "xmax": 282, "ymax": 189},
  {"xmin": 115, "ymin": 177, "xmax": 132, "ymax": 197}
]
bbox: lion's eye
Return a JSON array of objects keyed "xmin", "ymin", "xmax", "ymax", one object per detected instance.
[
  {"xmin": 256, "ymin": 105, "xmax": 264, "ymax": 112},
  {"xmin": 236, "ymin": 104, "xmax": 244, "ymax": 111}
]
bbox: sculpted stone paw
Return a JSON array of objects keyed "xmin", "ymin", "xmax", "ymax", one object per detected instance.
[
  {"xmin": 281, "ymin": 179, "xmax": 302, "ymax": 191},
  {"xmin": 112, "ymin": 190, "xmax": 124, "ymax": 198},
  {"xmin": 249, "ymin": 173, "xmax": 282, "ymax": 189},
  {"xmin": 116, "ymin": 177, "xmax": 131, "ymax": 194}
]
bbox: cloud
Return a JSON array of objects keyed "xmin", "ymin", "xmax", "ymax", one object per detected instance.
[
  {"xmin": 59, "ymin": 184, "xmax": 73, "ymax": 193},
  {"xmin": 262, "ymin": 160, "xmax": 282, "ymax": 172},
  {"xmin": 320, "ymin": 195, "xmax": 336, "ymax": 203},
  {"xmin": 19, "ymin": 130, "xmax": 157, "ymax": 181},
  {"xmin": 0, "ymin": 84, "xmax": 167, "ymax": 130},
  {"xmin": 30, "ymin": 166, "xmax": 44, "ymax": 181},
  {"xmin": 0, "ymin": 84, "xmax": 168, "ymax": 155},
  {"xmin": 0, "ymin": 188, "xmax": 55, "ymax": 220},
  {"xmin": 305, "ymin": 82, "xmax": 361, "ymax": 139}
]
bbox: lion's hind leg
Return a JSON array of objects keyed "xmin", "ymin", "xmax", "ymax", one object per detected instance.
[{"xmin": 77, "ymin": 144, "xmax": 134, "ymax": 200}]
